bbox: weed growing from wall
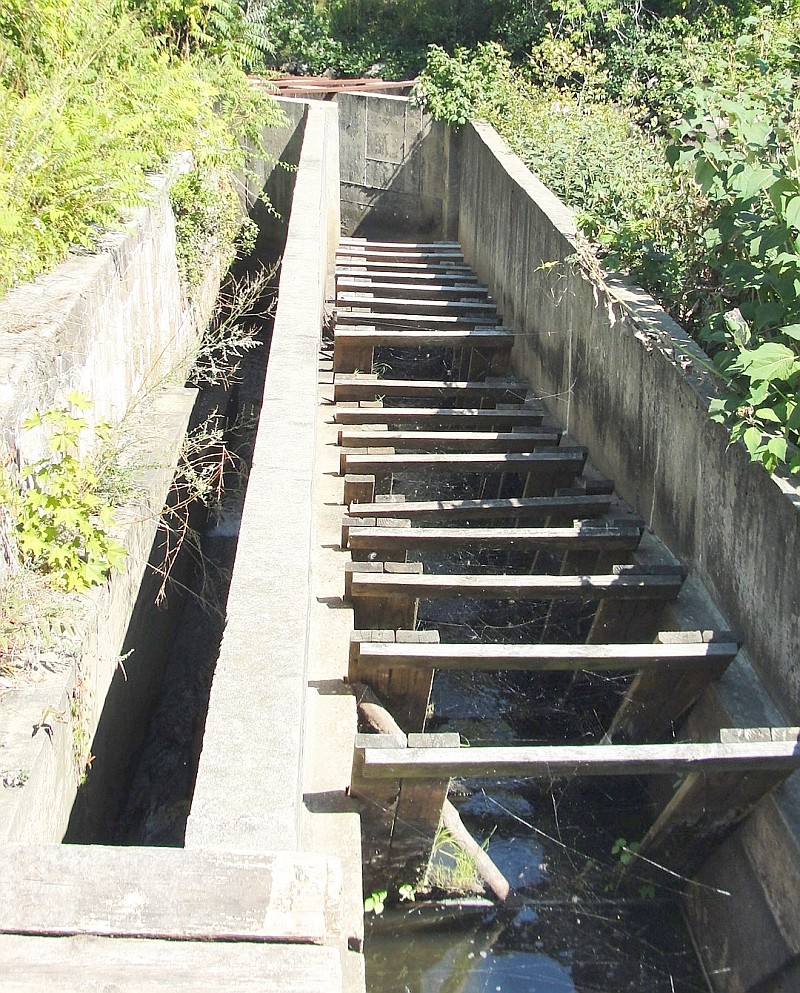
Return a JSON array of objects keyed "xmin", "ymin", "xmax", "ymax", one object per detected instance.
[{"xmin": 0, "ymin": 392, "xmax": 127, "ymax": 592}]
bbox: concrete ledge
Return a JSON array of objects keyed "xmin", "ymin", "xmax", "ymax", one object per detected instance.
[{"xmin": 186, "ymin": 101, "xmax": 340, "ymax": 853}]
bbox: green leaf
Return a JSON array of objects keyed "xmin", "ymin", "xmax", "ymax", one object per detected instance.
[
  {"xmin": 780, "ymin": 324, "xmax": 800, "ymax": 341},
  {"xmin": 729, "ymin": 166, "xmax": 779, "ymax": 201},
  {"xmin": 743, "ymin": 425, "xmax": 763, "ymax": 456},
  {"xmin": 785, "ymin": 196, "xmax": 800, "ymax": 231},
  {"xmin": 730, "ymin": 342, "xmax": 799, "ymax": 383},
  {"xmin": 766, "ymin": 437, "xmax": 789, "ymax": 464}
]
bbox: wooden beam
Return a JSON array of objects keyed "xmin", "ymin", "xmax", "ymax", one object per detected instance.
[
  {"xmin": 337, "ymin": 278, "xmax": 490, "ymax": 299},
  {"xmin": 0, "ymin": 845, "xmax": 339, "ymax": 944},
  {"xmin": 346, "ymin": 523, "xmax": 640, "ymax": 557},
  {"xmin": 636, "ymin": 728, "xmax": 800, "ymax": 875},
  {"xmin": 336, "ymin": 293, "xmax": 497, "ymax": 316},
  {"xmin": 339, "ymin": 449, "xmax": 587, "ymax": 482},
  {"xmin": 0, "ymin": 936, "xmax": 342, "ymax": 993},
  {"xmin": 350, "ymin": 637, "xmax": 738, "ymax": 673},
  {"xmin": 608, "ymin": 631, "xmax": 740, "ymax": 742},
  {"xmin": 333, "ymin": 406, "xmax": 545, "ymax": 428},
  {"xmin": 345, "ymin": 562, "xmax": 421, "ymax": 629},
  {"xmin": 333, "ymin": 375, "xmax": 529, "ymax": 403},
  {"xmin": 348, "ymin": 629, "xmax": 438, "ymax": 732},
  {"xmin": 335, "ymin": 268, "xmax": 479, "ymax": 286},
  {"xmin": 333, "ymin": 328, "xmax": 512, "ymax": 366},
  {"xmin": 340, "ymin": 239, "xmax": 461, "ymax": 249},
  {"xmin": 348, "ymin": 571, "xmax": 683, "ymax": 602},
  {"xmin": 338, "ymin": 429, "xmax": 560, "ymax": 453},
  {"xmin": 347, "ymin": 493, "xmax": 613, "ymax": 522},
  {"xmin": 336, "ymin": 248, "xmax": 465, "ymax": 262},
  {"xmin": 357, "ymin": 740, "xmax": 800, "ymax": 780},
  {"xmin": 335, "ymin": 311, "xmax": 501, "ymax": 329}
]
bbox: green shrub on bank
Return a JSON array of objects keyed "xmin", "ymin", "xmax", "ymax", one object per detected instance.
[
  {"xmin": 0, "ymin": 0, "xmax": 282, "ymax": 295},
  {"xmin": 415, "ymin": 9, "xmax": 800, "ymax": 475}
]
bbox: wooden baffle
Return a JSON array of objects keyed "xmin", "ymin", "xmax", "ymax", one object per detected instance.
[
  {"xmin": 333, "ymin": 241, "xmax": 769, "ymax": 895},
  {"xmin": 348, "ymin": 628, "xmax": 740, "ymax": 737},
  {"xmin": 351, "ymin": 731, "xmax": 461, "ymax": 889},
  {"xmin": 351, "ymin": 731, "xmax": 800, "ymax": 879}
]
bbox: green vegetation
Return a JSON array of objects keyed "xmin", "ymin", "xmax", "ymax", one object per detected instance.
[
  {"xmin": 245, "ymin": 0, "xmax": 799, "ymax": 474},
  {"xmin": 0, "ymin": 393, "xmax": 127, "ymax": 592},
  {"xmin": 0, "ymin": 0, "xmax": 282, "ymax": 295},
  {"xmin": 411, "ymin": 2, "xmax": 800, "ymax": 476}
]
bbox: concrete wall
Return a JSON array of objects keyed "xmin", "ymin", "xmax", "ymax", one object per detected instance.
[
  {"xmin": 336, "ymin": 92, "xmax": 458, "ymax": 239},
  {"xmin": 456, "ymin": 118, "xmax": 800, "ymax": 993},
  {"xmin": 186, "ymin": 99, "xmax": 341, "ymax": 854},
  {"xmin": 0, "ymin": 98, "xmax": 301, "ymax": 846},
  {"xmin": 0, "ymin": 158, "xmax": 218, "ymax": 459}
]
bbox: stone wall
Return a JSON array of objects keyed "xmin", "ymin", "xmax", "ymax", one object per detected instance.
[{"xmin": 0, "ymin": 97, "xmax": 303, "ymax": 845}]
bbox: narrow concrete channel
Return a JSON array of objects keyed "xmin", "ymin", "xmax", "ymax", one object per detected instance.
[{"xmin": 2, "ymin": 92, "xmax": 799, "ymax": 993}]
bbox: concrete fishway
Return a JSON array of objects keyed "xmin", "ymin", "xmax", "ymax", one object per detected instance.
[{"xmin": 333, "ymin": 238, "xmax": 800, "ymax": 897}]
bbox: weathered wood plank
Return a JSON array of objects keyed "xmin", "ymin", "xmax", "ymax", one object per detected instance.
[
  {"xmin": 336, "ymin": 248, "xmax": 465, "ymax": 262},
  {"xmin": 350, "ymin": 639, "xmax": 739, "ymax": 673},
  {"xmin": 0, "ymin": 935, "xmax": 341, "ymax": 992},
  {"xmin": 333, "ymin": 406, "xmax": 545, "ymax": 428},
  {"xmin": 339, "ymin": 238, "xmax": 461, "ymax": 249},
  {"xmin": 636, "ymin": 732, "xmax": 800, "ymax": 875},
  {"xmin": 337, "ymin": 278, "xmax": 490, "ymax": 299},
  {"xmin": 608, "ymin": 631, "xmax": 740, "ymax": 742},
  {"xmin": 340, "ymin": 450, "xmax": 586, "ymax": 477},
  {"xmin": 358, "ymin": 741, "xmax": 800, "ymax": 780},
  {"xmin": 335, "ymin": 261, "xmax": 473, "ymax": 277},
  {"xmin": 335, "ymin": 310, "xmax": 501, "ymax": 329},
  {"xmin": 348, "ymin": 571, "xmax": 683, "ymax": 602},
  {"xmin": 346, "ymin": 523, "xmax": 640, "ymax": 555},
  {"xmin": 337, "ymin": 293, "xmax": 497, "ymax": 316},
  {"xmin": 347, "ymin": 494, "xmax": 613, "ymax": 522},
  {"xmin": 338, "ymin": 429, "xmax": 560, "ymax": 453},
  {"xmin": 0, "ymin": 845, "xmax": 338, "ymax": 944},
  {"xmin": 333, "ymin": 376, "xmax": 529, "ymax": 403},
  {"xmin": 335, "ymin": 268, "xmax": 479, "ymax": 285},
  {"xmin": 334, "ymin": 327, "xmax": 512, "ymax": 351}
]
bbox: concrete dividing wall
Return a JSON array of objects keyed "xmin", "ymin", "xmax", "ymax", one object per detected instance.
[
  {"xmin": 186, "ymin": 99, "xmax": 340, "ymax": 854},
  {"xmin": 456, "ymin": 118, "xmax": 800, "ymax": 993},
  {"xmin": 337, "ymin": 92, "xmax": 458, "ymax": 238}
]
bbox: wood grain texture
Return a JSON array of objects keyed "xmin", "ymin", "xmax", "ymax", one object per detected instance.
[
  {"xmin": 0, "ymin": 935, "xmax": 342, "ymax": 992},
  {"xmin": 347, "ymin": 524, "xmax": 639, "ymax": 552},
  {"xmin": 358, "ymin": 741, "xmax": 800, "ymax": 780},
  {"xmin": 347, "ymin": 494, "xmax": 613, "ymax": 522},
  {"xmin": 333, "ymin": 406, "xmax": 545, "ymax": 427},
  {"xmin": 348, "ymin": 572, "xmax": 683, "ymax": 602},
  {"xmin": 339, "ymin": 430, "xmax": 559, "ymax": 452},
  {"xmin": 0, "ymin": 846, "xmax": 339, "ymax": 944},
  {"xmin": 353, "ymin": 639, "xmax": 738, "ymax": 673},
  {"xmin": 333, "ymin": 376, "xmax": 528, "ymax": 403}
]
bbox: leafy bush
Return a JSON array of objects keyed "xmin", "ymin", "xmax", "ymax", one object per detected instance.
[
  {"xmin": 0, "ymin": 0, "xmax": 283, "ymax": 295},
  {"xmin": 668, "ymin": 75, "xmax": 800, "ymax": 472}
]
